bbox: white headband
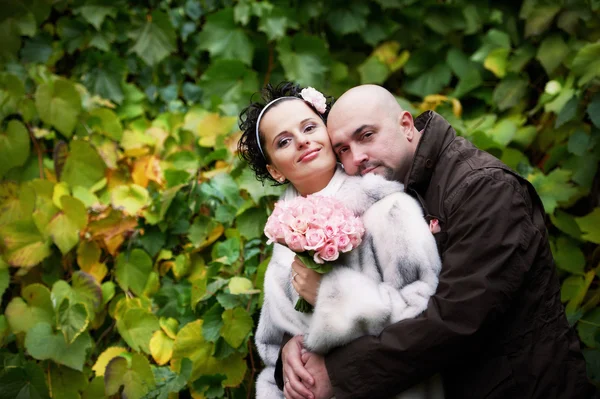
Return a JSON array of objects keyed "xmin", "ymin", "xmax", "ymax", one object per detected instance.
[
  {"xmin": 255, "ymin": 96, "xmax": 297, "ymax": 158},
  {"xmin": 255, "ymin": 87, "xmax": 328, "ymax": 159}
]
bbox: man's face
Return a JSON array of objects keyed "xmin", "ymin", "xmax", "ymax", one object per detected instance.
[{"xmin": 328, "ymin": 103, "xmax": 414, "ymax": 182}]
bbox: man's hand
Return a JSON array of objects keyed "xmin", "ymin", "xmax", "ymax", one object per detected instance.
[
  {"xmin": 302, "ymin": 352, "xmax": 334, "ymax": 399},
  {"xmin": 291, "ymin": 256, "xmax": 322, "ymax": 306},
  {"xmin": 283, "ymin": 335, "xmax": 315, "ymax": 399}
]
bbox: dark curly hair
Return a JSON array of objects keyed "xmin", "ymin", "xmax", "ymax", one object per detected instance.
[{"xmin": 238, "ymin": 82, "xmax": 334, "ymax": 185}]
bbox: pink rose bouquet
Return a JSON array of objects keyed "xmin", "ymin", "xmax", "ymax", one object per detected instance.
[{"xmin": 264, "ymin": 195, "xmax": 365, "ymax": 312}]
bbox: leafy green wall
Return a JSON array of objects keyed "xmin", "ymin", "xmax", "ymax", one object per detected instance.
[{"xmin": 0, "ymin": 0, "xmax": 599, "ymax": 397}]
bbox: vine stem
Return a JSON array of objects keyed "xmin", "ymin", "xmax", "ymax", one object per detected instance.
[
  {"xmin": 26, "ymin": 123, "xmax": 44, "ymax": 179},
  {"xmin": 263, "ymin": 44, "xmax": 274, "ymax": 86},
  {"xmin": 246, "ymin": 339, "xmax": 256, "ymax": 399}
]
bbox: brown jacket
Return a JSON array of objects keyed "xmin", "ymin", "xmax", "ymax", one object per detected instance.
[{"xmin": 322, "ymin": 112, "xmax": 592, "ymax": 398}]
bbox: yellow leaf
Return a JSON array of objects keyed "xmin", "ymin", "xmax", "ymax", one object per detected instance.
[
  {"xmin": 159, "ymin": 317, "xmax": 179, "ymax": 339},
  {"xmin": 52, "ymin": 182, "xmax": 70, "ymax": 209},
  {"xmin": 150, "ymin": 330, "xmax": 174, "ymax": 365},
  {"xmin": 195, "ymin": 113, "xmax": 237, "ymax": 148},
  {"xmin": 419, "ymin": 95, "xmax": 463, "ymax": 117},
  {"xmin": 170, "ymin": 320, "xmax": 217, "ymax": 381},
  {"xmin": 373, "ymin": 41, "xmax": 410, "ymax": 72},
  {"xmin": 132, "ymin": 155, "xmax": 164, "ymax": 188},
  {"xmin": 92, "ymin": 347, "xmax": 128, "ymax": 376}
]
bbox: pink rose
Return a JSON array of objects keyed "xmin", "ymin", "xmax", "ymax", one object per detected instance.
[
  {"xmin": 291, "ymin": 215, "xmax": 309, "ymax": 234},
  {"xmin": 336, "ymin": 234, "xmax": 352, "ymax": 252},
  {"xmin": 304, "ymin": 228, "xmax": 326, "ymax": 251},
  {"xmin": 317, "ymin": 240, "xmax": 339, "ymax": 262},
  {"xmin": 285, "ymin": 231, "xmax": 308, "ymax": 252}
]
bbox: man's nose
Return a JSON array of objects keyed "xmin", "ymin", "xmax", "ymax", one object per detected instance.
[{"xmin": 353, "ymin": 150, "xmax": 368, "ymax": 166}]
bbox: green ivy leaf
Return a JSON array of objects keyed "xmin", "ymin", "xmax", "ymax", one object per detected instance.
[
  {"xmin": 524, "ymin": 5, "xmax": 560, "ymax": 37},
  {"xmin": 115, "ymin": 249, "xmax": 152, "ymax": 296},
  {"xmin": 48, "ymin": 362, "xmax": 87, "ymax": 399},
  {"xmin": 82, "ymin": 376, "xmax": 104, "ymax": 399},
  {"xmin": 74, "ymin": 5, "xmax": 117, "ymax": 30},
  {"xmin": 236, "ymin": 168, "xmax": 284, "ymax": 203},
  {"xmin": 145, "ymin": 359, "xmax": 191, "ymax": 399},
  {"xmin": 551, "ymin": 210, "xmax": 583, "ymax": 241},
  {"xmin": 536, "ymin": 35, "xmax": 569, "ymax": 75},
  {"xmin": 0, "ymin": 220, "xmax": 52, "ymax": 267},
  {"xmin": 258, "ymin": 7, "xmax": 297, "ymax": 41},
  {"xmin": 571, "ymin": 42, "xmax": 600, "ymax": 86},
  {"xmin": 130, "ymin": 11, "xmax": 176, "ymax": 66},
  {"xmin": 25, "ymin": 323, "xmax": 92, "ymax": 371},
  {"xmin": 552, "ymin": 236, "xmax": 585, "ymax": 275},
  {"xmin": 277, "ymin": 34, "xmax": 330, "ymax": 88},
  {"xmin": 326, "ymin": 2, "xmax": 369, "ymax": 36},
  {"xmin": 171, "ymin": 320, "xmax": 216, "ymax": 381},
  {"xmin": 56, "ymin": 299, "xmax": 89, "ymax": 344},
  {"xmin": 45, "ymin": 196, "xmax": 87, "ymax": 254},
  {"xmin": 575, "ymin": 208, "xmax": 600, "ymax": 244},
  {"xmin": 116, "ymin": 307, "xmax": 160, "ymax": 354},
  {"xmin": 578, "ymin": 308, "xmax": 600, "ymax": 348},
  {"xmin": 61, "ymin": 141, "xmax": 106, "ymax": 190},
  {"xmin": 561, "ymin": 276, "xmax": 584, "ymax": 303},
  {"xmin": 587, "ymin": 93, "xmax": 600, "ymax": 128},
  {"xmin": 35, "ymin": 78, "xmax": 81, "ymax": 138},
  {"xmin": 492, "ymin": 77, "xmax": 528, "ymax": 111},
  {"xmin": 404, "ymin": 64, "xmax": 452, "ymax": 98},
  {"xmin": 202, "ymin": 304, "xmax": 224, "ymax": 343},
  {"xmin": 0, "ymin": 120, "xmax": 30, "ymax": 179},
  {"xmin": 0, "ymin": 361, "xmax": 50, "ymax": 399},
  {"xmin": 0, "ymin": 72, "xmax": 25, "ymax": 120},
  {"xmin": 199, "ymin": 60, "xmax": 258, "ymax": 115},
  {"xmin": 197, "ymin": 9, "xmax": 254, "ymax": 66},
  {"xmin": 5, "ymin": 283, "xmax": 54, "ymax": 334},
  {"xmin": 88, "ymin": 108, "xmax": 123, "ymax": 141},
  {"xmin": 111, "ymin": 184, "xmax": 150, "ymax": 216},
  {"xmin": 527, "ymin": 168, "xmax": 578, "ymax": 214},
  {"xmin": 358, "ymin": 56, "xmax": 389, "ymax": 85},
  {"xmin": 104, "ymin": 353, "xmax": 156, "ymax": 398},
  {"xmin": 220, "ymin": 308, "xmax": 253, "ymax": 348}
]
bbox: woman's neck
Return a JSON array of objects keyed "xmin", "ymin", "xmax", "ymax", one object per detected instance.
[{"xmin": 294, "ymin": 167, "xmax": 336, "ymax": 196}]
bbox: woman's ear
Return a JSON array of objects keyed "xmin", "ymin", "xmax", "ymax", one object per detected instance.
[{"xmin": 267, "ymin": 164, "xmax": 285, "ymax": 183}]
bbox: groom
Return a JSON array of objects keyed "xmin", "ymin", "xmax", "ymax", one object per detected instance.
[{"xmin": 277, "ymin": 85, "xmax": 592, "ymax": 399}]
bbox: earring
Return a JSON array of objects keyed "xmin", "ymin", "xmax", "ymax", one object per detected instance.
[{"xmin": 279, "ymin": 178, "xmax": 285, "ymax": 183}]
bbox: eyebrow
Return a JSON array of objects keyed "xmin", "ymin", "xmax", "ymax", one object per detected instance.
[
  {"xmin": 270, "ymin": 118, "xmax": 315, "ymax": 146},
  {"xmin": 332, "ymin": 124, "xmax": 376, "ymax": 150}
]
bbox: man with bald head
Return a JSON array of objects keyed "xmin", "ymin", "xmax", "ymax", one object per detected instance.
[{"xmin": 277, "ymin": 85, "xmax": 591, "ymax": 399}]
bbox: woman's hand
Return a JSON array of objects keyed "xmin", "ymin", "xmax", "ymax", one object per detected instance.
[{"xmin": 291, "ymin": 256, "xmax": 322, "ymax": 306}]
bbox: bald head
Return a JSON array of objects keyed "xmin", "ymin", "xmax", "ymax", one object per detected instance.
[
  {"xmin": 326, "ymin": 85, "xmax": 419, "ymax": 183},
  {"xmin": 329, "ymin": 85, "xmax": 403, "ymax": 126}
]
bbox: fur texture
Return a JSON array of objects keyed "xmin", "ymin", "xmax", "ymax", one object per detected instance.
[{"xmin": 255, "ymin": 168, "xmax": 443, "ymax": 398}]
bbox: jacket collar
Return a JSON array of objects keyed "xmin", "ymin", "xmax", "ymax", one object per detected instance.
[{"xmin": 405, "ymin": 111, "xmax": 457, "ymax": 191}]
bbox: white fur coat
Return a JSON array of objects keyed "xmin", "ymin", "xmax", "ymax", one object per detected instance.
[{"xmin": 255, "ymin": 168, "xmax": 443, "ymax": 398}]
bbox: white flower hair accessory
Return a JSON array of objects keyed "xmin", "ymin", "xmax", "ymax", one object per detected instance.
[{"xmin": 300, "ymin": 87, "xmax": 327, "ymax": 114}]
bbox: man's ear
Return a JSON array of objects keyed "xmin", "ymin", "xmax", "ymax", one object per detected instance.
[
  {"xmin": 266, "ymin": 164, "xmax": 284, "ymax": 182},
  {"xmin": 398, "ymin": 111, "xmax": 415, "ymax": 141}
]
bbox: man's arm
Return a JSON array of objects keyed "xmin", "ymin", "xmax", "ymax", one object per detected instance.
[{"xmin": 325, "ymin": 173, "xmax": 542, "ymax": 398}]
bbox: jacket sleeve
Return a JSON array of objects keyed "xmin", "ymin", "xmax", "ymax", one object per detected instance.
[
  {"xmin": 325, "ymin": 174, "xmax": 542, "ymax": 398},
  {"xmin": 304, "ymin": 192, "xmax": 441, "ymax": 354}
]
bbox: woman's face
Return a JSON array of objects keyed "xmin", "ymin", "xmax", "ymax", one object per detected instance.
[{"xmin": 260, "ymin": 99, "xmax": 337, "ymax": 194}]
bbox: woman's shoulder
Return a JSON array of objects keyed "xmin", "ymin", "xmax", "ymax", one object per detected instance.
[{"xmin": 334, "ymin": 172, "xmax": 404, "ymax": 214}]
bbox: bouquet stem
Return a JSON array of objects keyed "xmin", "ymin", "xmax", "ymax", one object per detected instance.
[{"xmin": 293, "ymin": 253, "xmax": 332, "ymax": 313}]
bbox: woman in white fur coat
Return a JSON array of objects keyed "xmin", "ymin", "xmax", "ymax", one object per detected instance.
[{"xmin": 238, "ymin": 82, "xmax": 443, "ymax": 399}]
